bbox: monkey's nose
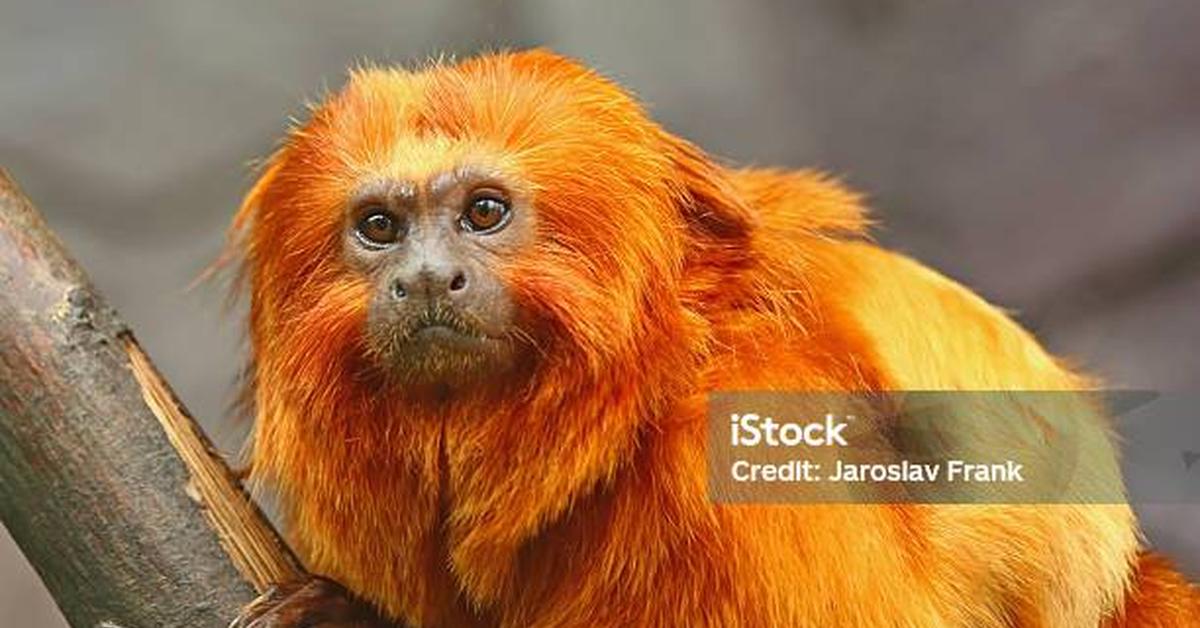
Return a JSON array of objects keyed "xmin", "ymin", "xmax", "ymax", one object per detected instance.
[{"xmin": 391, "ymin": 267, "xmax": 468, "ymax": 301}]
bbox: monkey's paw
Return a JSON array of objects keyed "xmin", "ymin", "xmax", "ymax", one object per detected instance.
[{"xmin": 229, "ymin": 576, "xmax": 395, "ymax": 628}]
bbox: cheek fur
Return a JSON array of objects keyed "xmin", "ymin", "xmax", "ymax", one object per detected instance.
[
  {"xmin": 501, "ymin": 255, "xmax": 617, "ymax": 362},
  {"xmin": 496, "ymin": 178, "xmax": 684, "ymax": 367},
  {"xmin": 261, "ymin": 277, "xmax": 373, "ymax": 402},
  {"xmin": 500, "ymin": 234, "xmax": 680, "ymax": 371}
]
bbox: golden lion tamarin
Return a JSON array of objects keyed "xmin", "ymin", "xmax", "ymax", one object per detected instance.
[{"xmin": 228, "ymin": 50, "xmax": 1198, "ymax": 627}]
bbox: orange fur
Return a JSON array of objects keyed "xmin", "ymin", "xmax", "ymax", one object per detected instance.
[
  {"xmin": 233, "ymin": 50, "xmax": 1197, "ymax": 626},
  {"xmin": 1106, "ymin": 554, "xmax": 1200, "ymax": 627}
]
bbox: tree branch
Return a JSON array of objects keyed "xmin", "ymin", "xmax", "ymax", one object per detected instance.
[{"xmin": 0, "ymin": 169, "xmax": 303, "ymax": 627}]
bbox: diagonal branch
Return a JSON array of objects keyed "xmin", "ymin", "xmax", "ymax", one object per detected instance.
[{"xmin": 0, "ymin": 168, "xmax": 303, "ymax": 627}]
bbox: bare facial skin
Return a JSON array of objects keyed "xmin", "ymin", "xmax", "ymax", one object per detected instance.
[{"xmin": 342, "ymin": 165, "xmax": 533, "ymax": 387}]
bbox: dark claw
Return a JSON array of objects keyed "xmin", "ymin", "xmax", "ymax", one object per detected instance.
[{"xmin": 230, "ymin": 576, "xmax": 395, "ymax": 628}]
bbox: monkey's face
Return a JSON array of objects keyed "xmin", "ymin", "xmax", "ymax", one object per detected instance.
[
  {"xmin": 344, "ymin": 167, "xmax": 532, "ymax": 385},
  {"xmin": 240, "ymin": 51, "xmax": 749, "ymax": 395}
]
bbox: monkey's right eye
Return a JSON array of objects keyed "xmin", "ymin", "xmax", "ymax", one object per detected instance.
[{"xmin": 355, "ymin": 208, "xmax": 402, "ymax": 246}]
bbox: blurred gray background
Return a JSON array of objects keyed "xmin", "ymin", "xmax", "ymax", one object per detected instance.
[{"xmin": 2, "ymin": 1, "xmax": 1198, "ymax": 625}]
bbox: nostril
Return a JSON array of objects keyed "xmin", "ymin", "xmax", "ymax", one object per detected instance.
[
  {"xmin": 392, "ymin": 280, "xmax": 407, "ymax": 300},
  {"xmin": 449, "ymin": 272, "xmax": 467, "ymax": 292}
]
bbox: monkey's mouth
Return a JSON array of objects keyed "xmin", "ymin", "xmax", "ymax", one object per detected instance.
[
  {"xmin": 365, "ymin": 305, "xmax": 517, "ymax": 381},
  {"xmin": 410, "ymin": 323, "xmax": 486, "ymax": 346},
  {"xmin": 398, "ymin": 309, "xmax": 496, "ymax": 352}
]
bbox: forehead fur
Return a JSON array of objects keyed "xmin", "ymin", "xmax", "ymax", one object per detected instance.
[{"xmin": 287, "ymin": 50, "xmax": 677, "ymax": 199}]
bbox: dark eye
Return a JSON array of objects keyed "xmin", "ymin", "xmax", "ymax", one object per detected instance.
[
  {"xmin": 460, "ymin": 194, "xmax": 511, "ymax": 234},
  {"xmin": 355, "ymin": 208, "xmax": 401, "ymax": 246}
]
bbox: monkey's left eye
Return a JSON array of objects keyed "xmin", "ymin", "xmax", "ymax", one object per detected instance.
[
  {"xmin": 460, "ymin": 193, "xmax": 512, "ymax": 234},
  {"xmin": 355, "ymin": 208, "xmax": 402, "ymax": 246}
]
